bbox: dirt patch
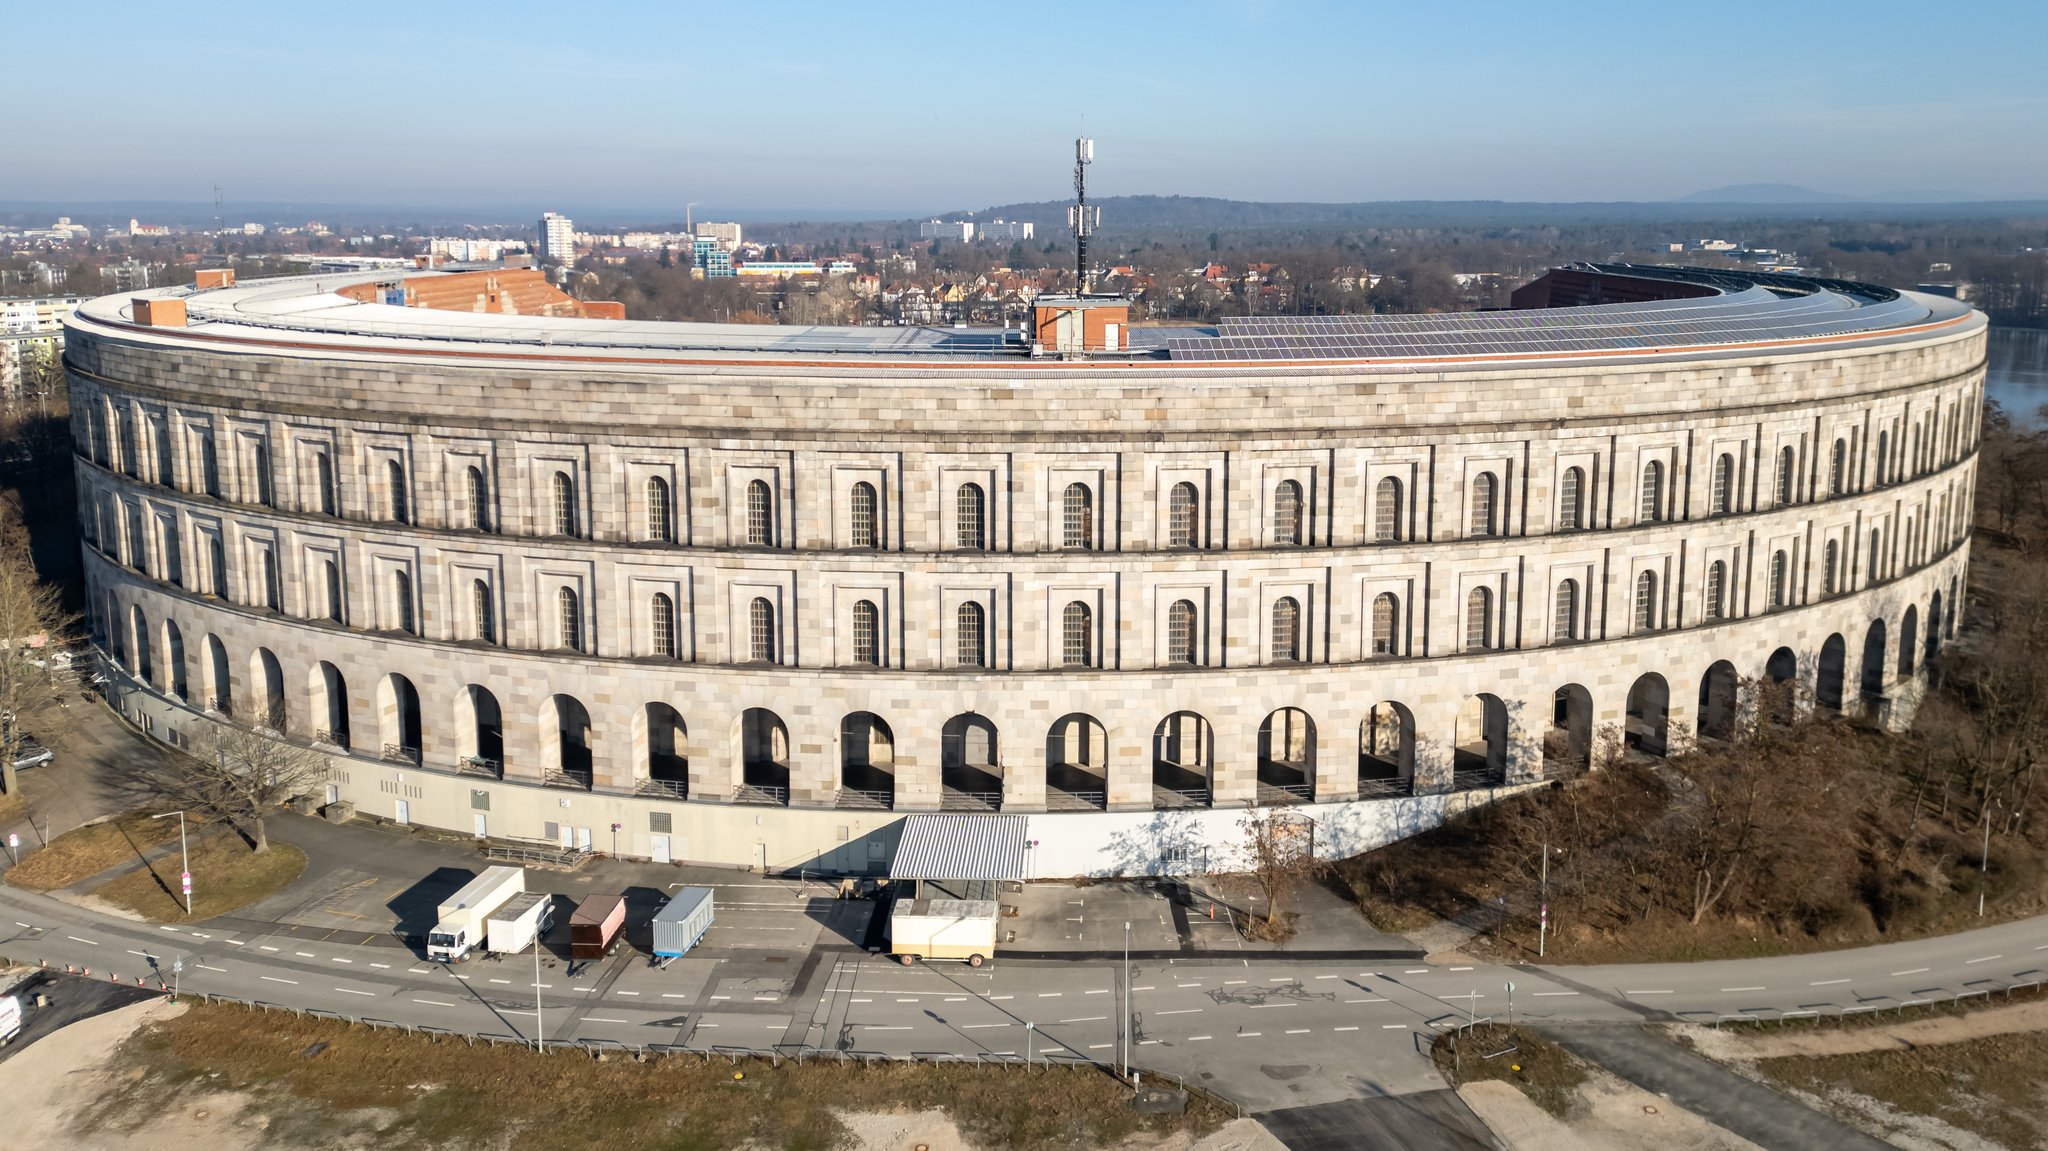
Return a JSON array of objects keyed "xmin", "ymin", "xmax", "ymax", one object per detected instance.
[
  {"xmin": 1460, "ymin": 1075, "xmax": 1765, "ymax": 1151},
  {"xmin": 90, "ymin": 833, "xmax": 306, "ymax": 922},
  {"xmin": 1681, "ymin": 995, "xmax": 2048, "ymax": 1061},
  {"xmin": 1754, "ymin": 1029, "xmax": 2048, "ymax": 1150},
  {"xmin": 91, "ymin": 1001, "xmax": 1228, "ymax": 1150},
  {"xmin": 4, "ymin": 809, "xmax": 191, "ymax": 891},
  {"xmin": 1430, "ymin": 1023, "xmax": 1587, "ymax": 1117}
]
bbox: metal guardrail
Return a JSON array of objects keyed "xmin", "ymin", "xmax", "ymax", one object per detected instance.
[
  {"xmin": 381, "ymin": 743, "xmax": 422, "ymax": 766},
  {"xmin": 1355, "ymin": 775, "xmax": 1413, "ymax": 799},
  {"xmin": 1450, "ymin": 767, "xmax": 1509, "ymax": 791},
  {"xmin": 458, "ymin": 756, "xmax": 503, "ymax": 779},
  {"xmin": 940, "ymin": 789, "xmax": 1002, "ymax": 812},
  {"xmin": 1154, "ymin": 787, "xmax": 1210, "ymax": 810},
  {"xmin": 637, "ymin": 777, "xmax": 689, "ymax": 800},
  {"xmin": 1044, "ymin": 789, "xmax": 1107, "ymax": 812},
  {"xmin": 481, "ymin": 841, "xmax": 591, "ymax": 870},
  {"xmin": 543, "ymin": 769, "xmax": 593, "ymax": 791},
  {"xmin": 733, "ymin": 782, "xmax": 789, "ymax": 807},
  {"xmin": 313, "ymin": 728, "xmax": 349, "ymax": 750},
  {"xmin": 835, "ymin": 787, "xmax": 893, "ymax": 810}
]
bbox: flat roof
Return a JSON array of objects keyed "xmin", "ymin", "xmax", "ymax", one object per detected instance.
[
  {"xmin": 72, "ymin": 262, "xmax": 1976, "ymax": 372},
  {"xmin": 890, "ymin": 814, "xmax": 1028, "ymax": 882}
]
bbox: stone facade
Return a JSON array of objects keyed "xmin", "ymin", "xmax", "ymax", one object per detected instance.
[{"xmin": 62, "ymin": 280, "xmax": 1986, "ymax": 873}]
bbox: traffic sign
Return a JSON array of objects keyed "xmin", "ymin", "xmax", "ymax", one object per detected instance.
[{"xmin": 181, "ymin": 871, "xmax": 192, "ymax": 895}]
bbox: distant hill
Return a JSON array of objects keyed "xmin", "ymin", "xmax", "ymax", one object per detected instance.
[{"xmin": 1677, "ymin": 183, "xmax": 1859, "ymax": 204}]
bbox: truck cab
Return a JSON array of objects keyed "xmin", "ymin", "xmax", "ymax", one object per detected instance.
[{"xmin": 426, "ymin": 923, "xmax": 470, "ymax": 963}]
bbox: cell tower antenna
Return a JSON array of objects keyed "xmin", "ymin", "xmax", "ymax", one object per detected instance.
[
  {"xmin": 1067, "ymin": 136, "xmax": 1098, "ymax": 293},
  {"xmin": 213, "ymin": 184, "xmax": 226, "ymax": 256}
]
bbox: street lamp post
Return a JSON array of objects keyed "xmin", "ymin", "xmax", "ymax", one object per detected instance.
[
  {"xmin": 171, "ymin": 957, "xmax": 183, "ymax": 1004},
  {"xmin": 1025, "ymin": 1020, "xmax": 1035, "ymax": 1069},
  {"xmin": 534, "ymin": 924, "xmax": 546, "ymax": 1053},
  {"xmin": 1121, "ymin": 920, "xmax": 1131, "ymax": 1080},
  {"xmin": 1979, "ymin": 800, "xmax": 1999, "ymax": 918},
  {"xmin": 152, "ymin": 810, "xmax": 191, "ymax": 916}
]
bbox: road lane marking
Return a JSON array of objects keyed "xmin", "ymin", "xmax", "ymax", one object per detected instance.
[
  {"xmin": 126, "ymin": 949, "xmax": 151, "ymax": 957},
  {"xmin": 963, "ymin": 1023, "xmax": 1011, "ymax": 1029},
  {"xmin": 1625, "ymin": 990, "xmax": 1673, "ymax": 995},
  {"xmin": 584, "ymin": 1017, "xmax": 627, "ymax": 1024},
  {"xmin": 1381, "ymin": 1024, "xmax": 1406, "ymax": 1029},
  {"xmin": 1967, "ymin": 955, "xmax": 2003, "ymax": 964},
  {"xmin": 260, "ymin": 976, "xmax": 298, "ymax": 985},
  {"xmin": 335, "ymin": 988, "xmax": 374, "ymax": 997},
  {"xmin": 1334, "ymin": 1025, "xmax": 1359, "ymax": 1031},
  {"xmin": 1088, "ymin": 1043, "xmax": 1112, "ymax": 1049},
  {"xmin": 224, "ymin": 940, "xmax": 245, "ymax": 946},
  {"xmin": 1038, "ymin": 992, "xmax": 1062, "ymax": 997},
  {"xmin": 368, "ymin": 963, "xmax": 390, "ymax": 969},
  {"xmin": 1722, "ymin": 987, "xmax": 1766, "ymax": 993},
  {"xmin": 945, "ymin": 997, "xmax": 967, "ymax": 1002},
  {"xmin": 259, "ymin": 946, "xmax": 279, "ymax": 952},
  {"xmin": 1239, "ymin": 1032, "xmax": 1262, "ymax": 1037},
  {"xmin": 294, "ymin": 952, "xmax": 314, "ymax": 958},
  {"xmin": 1140, "ymin": 1039, "xmax": 1160, "ymax": 1045},
  {"xmin": 1892, "ymin": 968, "xmax": 1929, "ymax": 976},
  {"xmin": 1059, "ymin": 1016, "xmax": 1106, "ymax": 1024},
  {"xmin": 1404, "ymin": 968, "xmax": 1429, "ymax": 974},
  {"xmin": 1189, "ymin": 1035, "xmax": 1211, "ymax": 1041},
  {"xmin": 851, "ymin": 997, "xmax": 872, "ymax": 1003},
  {"xmin": 1041, "ymin": 1047, "xmax": 1066, "ymax": 1054},
  {"xmin": 1156, "ymin": 1008, "xmax": 1201, "ymax": 1015},
  {"xmin": 197, "ymin": 964, "xmax": 227, "ymax": 973},
  {"xmin": 1315, "ymin": 975, "xmax": 1339, "ymax": 980},
  {"xmin": 990, "ymin": 995, "xmax": 1013, "ymax": 1001},
  {"xmin": 1248, "ymin": 1003, "xmax": 1294, "ymax": 1009},
  {"xmin": 896, "ymin": 998, "xmax": 918, "ymax": 1003},
  {"xmin": 1344, "ymin": 997, "xmax": 1387, "ymax": 1004},
  {"xmin": 1132, "ymin": 986, "xmax": 1153, "ymax": 991},
  {"xmin": 489, "ymin": 979, "xmax": 511, "ymax": 985},
  {"xmin": 1532, "ymin": 992, "xmax": 1578, "ymax": 997},
  {"xmin": 617, "ymin": 991, "xmax": 640, "ymax": 996},
  {"xmin": 1086, "ymin": 989, "xmax": 1109, "ymax": 995},
  {"xmin": 862, "ymin": 1025, "xmax": 911, "ymax": 1031},
  {"xmin": 1811, "ymin": 978, "xmax": 1850, "ymax": 986},
  {"xmin": 412, "ymin": 999, "xmax": 454, "ymax": 1007},
  {"xmin": 1177, "ymin": 982, "xmax": 1201, "ymax": 988},
  {"xmin": 330, "ymin": 958, "xmax": 352, "ymax": 964},
  {"xmin": 661, "ymin": 993, "xmax": 691, "ymax": 999},
  {"xmin": 1223, "ymin": 980, "xmax": 1247, "ymax": 985},
  {"xmin": 1449, "ymin": 966, "xmax": 1472, "ymax": 971},
  {"xmin": 66, "ymin": 935, "xmax": 100, "ymax": 946},
  {"xmin": 1286, "ymin": 1028, "xmax": 1310, "ymax": 1034}
]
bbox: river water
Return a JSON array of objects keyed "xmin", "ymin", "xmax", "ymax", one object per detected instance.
[{"xmin": 1988, "ymin": 327, "xmax": 2048, "ymax": 429}]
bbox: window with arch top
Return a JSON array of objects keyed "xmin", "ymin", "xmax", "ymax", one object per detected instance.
[
  {"xmin": 1062, "ymin": 483, "xmax": 1094, "ymax": 550},
  {"xmin": 1273, "ymin": 479, "xmax": 1304, "ymax": 546},
  {"xmin": 851, "ymin": 599, "xmax": 880, "ymax": 665},
  {"xmin": 1705, "ymin": 560, "xmax": 1726, "ymax": 620},
  {"xmin": 1823, "ymin": 539, "xmax": 1840, "ymax": 596},
  {"xmin": 651, "ymin": 592, "xmax": 676, "ymax": 657},
  {"xmin": 1554, "ymin": 579, "xmax": 1579, "ymax": 641},
  {"xmin": 1640, "ymin": 459, "xmax": 1664, "ymax": 523},
  {"xmin": 955, "ymin": 482, "xmax": 986, "ymax": 550},
  {"xmin": 1061, "ymin": 601, "xmax": 1093, "ymax": 667},
  {"xmin": 1557, "ymin": 466, "xmax": 1583, "ymax": 531},
  {"xmin": 467, "ymin": 465, "xmax": 491, "ymax": 531},
  {"xmin": 1372, "ymin": 592, "xmax": 1399, "ymax": 656},
  {"xmin": 1633, "ymin": 570, "xmax": 1659, "ymax": 631},
  {"xmin": 1829, "ymin": 438, "xmax": 1847, "ymax": 497},
  {"xmin": 1270, "ymin": 596, "xmax": 1301, "ymax": 662},
  {"xmin": 745, "ymin": 478, "xmax": 773, "ymax": 546},
  {"xmin": 850, "ymin": 481, "xmax": 879, "ymax": 549},
  {"xmin": 646, "ymin": 475, "xmax": 673, "ymax": 542},
  {"xmin": 552, "ymin": 470, "xmax": 578, "ymax": 536},
  {"xmin": 386, "ymin": 459, "xmax": 408, "ymax": 524},
  {"xmin": 557, "ymin": 586, "xmax": 581, "ymax": 651},
  {"xmin": 1711, "ymin": 453, "xmax": 1734, "ymax": 516},
  {"xmin": 394, "ymin": 570, "xmax": 415, "ymax": 635},
  {"xmin": 1768, "ymin": 550, "xmax": 1789, "ymax": 608},
  {"xmin": 748, "ymin": 596, "xmax": 777, "ymax": 663},
  {"xmin": 1168, "ymin": 481, "xmax": 1199, "ymax": 548},
  {"xmin": 1374, "ymin": 476, "xmax": 1402, "ymax": 542},
  {"xmin": 1470, "ymin": 472, "xmax": 1499, "ymax": 537},
  {"xmin": 1776, "ymin": 446, "xmax": 1796, "ymax": 505},
  {"xmin": 1465, "ymin": 586, "xmax": 1493, "ymax": 650},
  {"xmin": 1167, "ymin": 599, "xmax": 1198, "ymax": 664},
  {"xmin": 956, "ymin": 600, "xmax": 986, "ymax": 667},
  {"xmin": 472, "ymin": 579, "xmax": 495, "ymax": 643}
]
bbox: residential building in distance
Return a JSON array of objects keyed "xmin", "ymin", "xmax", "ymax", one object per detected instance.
[
  {"xmin": 428, "ymin": 237, "xmax": 531, "ymax": 262},
  {"xmin": 128, "ymin": 218, "xmax": 172, "ymax": 237},
  {"xmin": 694, "ymin": 237, "xmax": 733, "ymax": 277},
  {"xmin": 919, "ymin": 219, "xmax": 975, "ymax": 242},
  {"xmin": 694, "ymin": 221, "xmax": 743, "ymax": 249},
  {"xmin": 100, "ymin": 260, "xmax": 152, "ymax": 291},
  {"xmin": 978, "ymin": 219, "xmax": 1035, "ymax": 241},
  {"xmin": 538, "ymin": 212, "xmax": 576, "ymax": 265}
]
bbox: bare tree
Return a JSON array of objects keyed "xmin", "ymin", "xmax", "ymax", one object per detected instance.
[
  {"xmin": 157, "ymin": 703, "xmax": 328, "ymax": 853},
  {"xmin": 0, "ymin": 504, "xmax": 72, "ymax": 798},
  {"xmin": 1240, "ymin": 808, "xmax": 1320, "ymax": 941}
]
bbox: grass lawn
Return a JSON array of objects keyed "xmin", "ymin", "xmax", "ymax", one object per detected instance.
[
  {"xmin": 1760, "ymin": 1029, "xmax": 2048, "ymax": 1148},
  {"xmin": 90, "ymin": 830, "xmax": 306, "ymax": 922},
  {"xmin": 1431, "ymin": 1023, "xmax": 1587, "ymax": 1117},
  {"xmin": 100, "ymin": 1003, "xmax": 1228, "ymax": 1151},
  {"xmin": 4, "ymin": 810, "xmax": 190, "ymax": 891}
]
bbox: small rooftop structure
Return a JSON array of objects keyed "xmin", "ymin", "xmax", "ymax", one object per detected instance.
[{"xmin": 890, "ymin": 814, "xmax": 1028, "ymax": 883}]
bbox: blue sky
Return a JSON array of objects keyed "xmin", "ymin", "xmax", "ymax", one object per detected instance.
[{"xmin": 10, "ymin": 0, "xmax": 2046, "ymax": 214}]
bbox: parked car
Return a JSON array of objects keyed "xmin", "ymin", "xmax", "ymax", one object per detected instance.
[{"xmin": 10, "ymin": 737, "xmax": 52, "ymax": 771}]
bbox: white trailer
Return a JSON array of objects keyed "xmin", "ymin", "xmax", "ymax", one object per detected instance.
[
  {"xmin": 427, "ymin": 866, "xmax": 525, "ymax": 963},
  {"xmin": 888, "ymin": 897, "xmax": 999, "ymax": 966},
  {"xmin": 484, "ymin": 891, "xmax": 554, "ymax": 956}
]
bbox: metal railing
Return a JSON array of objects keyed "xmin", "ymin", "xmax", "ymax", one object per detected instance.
[
  {"xmin": 1355, "ymin": 775, "xmax": 1413, "ymax": 799},
  {"xmin": 1154, "ymin": 787, "xmax": 1210, "ymax": 810},
  {"xmin": 835, "ymin": 787, "xmax": 893, "ymax": 811},
  {"xmin": 637, "ymin": 777, "xmax": 689, "ymax": 800},
  {"xmin": 1450, "ymin": 767, "xmax": 1508, "ymax": 791},
  {"xmin": 940, "ymin": 789, "xmax": 1002, "ymax": 812},
  {"xmin": 313, "ymin": 728, "xmax": 349, "ymax": 750},
  {"xmin": 1044, "ymin": 789, "xmax": 1107, "ymax": 812},
  {"xmin": 733, "ymin": 782, "xmax": 789, "ymax": 807},
  {"xmin": 542, "ymin": 768, "xmax": 592, "ymax": 791},
  {"xmin": 381, "ymin": 743, "xmax": 422, "ymax": 766},
  {"xmin": 458, "ymin": 756, "xmax": 503, "ymax": 779}
]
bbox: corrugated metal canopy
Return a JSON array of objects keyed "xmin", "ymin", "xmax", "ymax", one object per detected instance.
[{"xmin": 890, "ymin": 814, "xmax": 1028, "ymax": 881}]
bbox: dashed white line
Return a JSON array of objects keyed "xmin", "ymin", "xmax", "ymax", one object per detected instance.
[
  {"xmin": 1248, "ymin": 1003, "xmax": 1295, "ymax": 1009},
  {"xmin": 962, "ymin": 1023, "xmax": 1011, "ymax": 1030},
  {"xmin": 1722, "ymin": 987, "xmax": 1766, "ymax": 993},
  {"xmin": 584, "ymin": 1017, "xmax": 627, "ymax": 1024},
  {"xmin": 1344, "ymin": 997, "xmax": 1387, "ymax": 1004},
  {"xmin": 488, "ymin": 979, "xmax": 511, "ymax": 985},
  {"xmin": 260, "ymin": 975, "xmax": 298, "ymax": 985},
  {"xmin": 1449, "ymin": 966, "xmax": 1473, "ymax": 972},
  {"xmin": 1085, "ymin": 989, "xmax": 1109, "ymax": 995},
  {"xmin": 1811, "ymin": 978, "xmax": 1850, "ymax": 986},
  {"xmin": 334, "ymin": 988, "xmax": 374, "ymax": 997},
  {"xmin": 1059, "ymin": 1016, "xmax": 1106, "ymax": 1024},
  {"xmin": 1156, "ymin": 1008, "xmax": 1202, "ymax": 1015},
  {"xmin": 125, "ymin": 949, "xmax": 150, "ymax": 957},
  {"xmin": 617, "ymin": 990, "xmax": 640, "ymax": 996},
  {"xmin": 1038, "ymin": 992, "xmax": 1062, "ymax": 997},
  {"xmin": 65, "ymin": 935, "xmax": 100, "ymax": 946},
  {"xmin": 1967, "ymin": 955, "xmax": 2003, "ymax": 965},
  {"xmin": 990, "ymin": 995, "xmax": 1013, "ymax": 1001},
  {"xmin": 1088, "ymin": 1043, "xmax": 1112, "ymax": 1050},
  {"xmin": 1177, "ymin": 982, "xmax": 1201, "ymax": 988},
  {"xmin": 412, "ymin": 999, "xmax": 454, "ymax": 1007},
  {"xmin": 661, "ymin": 993, "xmax": 691, "ymax": 1000},
  {"xmin": 1315, "ymin": 975, "xmax": 1340, "ymax": 981},
  {"xmin": 1188, "ymin": 1035, "xmax": 1211, "ymax": 1041},
  {"xmin": 861, "ymin": 1024, "xmax": 911, "ymax": 1031},
  {"xmin": 259, "ymin": 946, "xmax": 280, "ymax": 952},
  {"xmin": 368, "ymin": 963, "xmax": 390, "ymax": 969},
  {"xmin": 1139, "ymin": 1039, "xmax": 1160, "ymax": 1045},
  {"xmin": 1531, "ymin": 991, "xmax": 1578, "ymax": 997},
  {"xmin": 1223, "ymin": 980, "xmax": 1247, "ymax": 985},
  {"xmin": 896, "ymin": 998, "xmax": 918, "ymax": 1003},
  {"xmin": 1404, "ymin": 968, "xmax": 1429, "ymax": 974},
  {"xmin": 1132, "ymin": 986, "xmax": 1153, "ymax": 991},
  {"xmin": 330, "ymin": 958, "xmax": 352, "ymax": 964},
  {"xmin": 223, "ymin": 939, "xmax": 245, "ymax": 946},
  {"xmin": 1625, "ymin": 989, "xmax": 1673, "ymax": 995},
  {"xmin": 1381, "ymin": 1024, "xmax": 1407, "ymax": 1030},
  {"xmin": 1334, "ymin": 1025, "xmax": 1359, "ymax": 1032},
  {"xmin": 294, "ymin": 952, "xmax": 314, "ymax": 958},
  {"xmin": 1239, "ymin": 1031, "xmax": 1262, "ymax": 1037},
  {"xmin": 1892, "ymin": 968, "xmax": 1929, "ymax": 976},
  {"xmin": 196, "ymin": 963, "xmax": 227, "ymax": 973}
]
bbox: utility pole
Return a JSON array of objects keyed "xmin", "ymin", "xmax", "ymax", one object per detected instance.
[
  {"xmin": 1979, "ymin": 800, "xmax": 1999, "ymax": 917},
  {"xmin": 153, "ymin": 810, "xmax": 191, "ymax": 916},
  {"xmin": 534, "ymin": 921, "xmax": 546, "ymax": 1052},
  {"xmin": 1121, "ymin": 920, "xmax": 1131, "ymax": 1079},
  {"xmin": 1537, "ymin": 839, "xmax": 1549, "ymax": 959},
  {"xmin": 1068, "ymin": 138, "xmax": 1098, "ymax": 294}
]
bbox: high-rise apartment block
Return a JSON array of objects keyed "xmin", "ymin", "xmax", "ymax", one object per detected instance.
[{"xmin": 539, "ymin": 212, "xmax": 576, "ymax": 265}]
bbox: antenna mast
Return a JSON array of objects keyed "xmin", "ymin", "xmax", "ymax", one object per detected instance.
[{"xmin": 1067, "ymin": 137, "xmax": 1098, "ymax": 293}]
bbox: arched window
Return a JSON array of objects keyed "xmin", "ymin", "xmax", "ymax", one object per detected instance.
[
  {"xmin": 956, "ymin": 601, "xmax": 986, "ymax": 667},
  {"xmin": 1168, "ymin": 481, "xmax": 1199, "ymax": 548},
  {"xmin": 745, "ymin": 478, "xmax": 773, "ymax": 546},
  {"xmin": 386, "ymin": 459, "xmax": 408, "ymax": 523},
  {"xmin": 154, "ymin": 420, "xmax": 173, "ymax": 486},
  {"xmin": 1823, "ymin": 539, "xmax": 1840, "ymax": 596},
  {"xmin": 557, "ymin": 586, "xmax": 581, "ymax": 651},
  {"xmin": 161, "ymin": 525, "xmax": 182, "ymax": 585},
  {"xmin": 472, "ymin": 579, "xmax": 495, "ymax": 643},
  {"xmin": 1640, "ymin": 459, "xmax": 1664, "ymax": 523},
  {"xmin": 651, "ymin": 592, "xmax": 675, "ymax": 657},
  {"xmin": 199, "ymin": 434, "xmax": 220, "ymax": 498},
  {"xmin": 1829, "ymin": 438, "xmax": 1847, "ymax": 496},
  {"xmin": 851, "ymin": 599, "xmax": 880, "ymax": 665},
  {"xmin": 1061, "ymin": 601, "xmax": 1093, "ymax": 667},
  {"xmin": 467, "ymin": 465, "xmax": 491, "ymax": 531},
  {"xmin": 647, "ymin": 476, "xmax": 673, "ymax": 542},
  {"xmin": 1705, "ymin": 560, "xmax": 1726, "ymax": 620},
  {"xmin": 1769, "ymin": 550, "xmax": 1788, "ymax": 608},
  {"xmin": 208, "ymin": 535, "xmax": 227, "ymax": 597},
  {"xmin": 1167, "ymin": 599, "xmax": 1198, "ymax": 664},
  {"xmin": 1876, "ymin": 430, "xmax": 1890, "ymax": 487},
  {"xmin": 1633, "ymin": 571, "xmax": 1659, "ymax": 631},
  {"xmin": 1062, "ymin": 483, "xmax": 1093, "ymax": 550},
  {"xmin": 1465, "ymin": 587, "xmax": 1493, "ymax": 650},
  {"xmin": 261, "ymin": 550, "xmax": 279, "ymax": 612},
  {"xmin": 1371, "ymin": 592, "xmax": 1399, "ymax": 656},
  {"xmin": 1273, "ymin": 479, "xmax": 1304, "ymax": 545},
  {"xmin": 324, "ymin": 560, "xmax": 342, "ymax": 622},
  {"xmin": 1870, "ymin": 527, "xmax": 1884, "ymax": 582},
  {"xmin": 1558, "ymin": 466, "xmax": 1583, "ymax": 531},
  {"xmin": 1711, "ymin": 453, "xmax": 1734, "ymax": 516},
  {"xmin": 955, "ymin": 483, "xmax": 985, "ymax": 550},
  {"xmin": 1374, "ymin": 476, "xmax": 1402, "ymax": 542},
  {"xmin": 1270, "ymin": 597, "xmax": 1301, "ymax": 662},
  {"xmin": 315, "ymin": 452, "xmax": 336, "ymax": 516},
  {"xmin": 553, "ymin": 471, "xmax": 578, "ymax": 536},
  {"xmin": 252, "ymin": 443, "xmax": 273, "ymax": 506},
  {"xmin": 749, "ymin": 597, "xmax": 777, "ymax": 663},
  {"xmin": 1470, "ymin": 472, "xmax": 1499, "ymax": 537},
  {"xmin": 850, "ymin": 481, "xmax": 878, "ymax": 548},
  {"xmin": 394, "ymin": 570, "xmax": 414, "ymax": 635},
  {"xmin": 1777, "ymin": 446, "xmax": 1796, "ymax": 504},
  {"xmin": 1554, "ymin": 579, "xmax": 1579, "ymax": 641}
]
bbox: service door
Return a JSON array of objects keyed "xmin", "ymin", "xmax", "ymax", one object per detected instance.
[
  {"xmin": 473, "ymin": 813, "xmax": 488, "ymax": 839},
  {"xmin": 325, "ymin": 784, "xmax": 339, "ymax": 806},
  {"xmin": 754, "ymin": 843, "xmax": 767, "ymax": 871},
  {"xmin": 576, "ymin": 826, "xmax": 592, "ymax": 852},
  {"xmin": 650, "ymin": 835, "xmax": 671, "ymax": 864},
  {"xmin": 394, "ymin": 799, "xmax": 410, "ymax": 825}
]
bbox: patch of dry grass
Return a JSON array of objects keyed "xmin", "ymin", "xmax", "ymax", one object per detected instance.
[
  {"xmin": 4, "ymin": 810, "xmax": 190, "ymax": 891},
  {"xmin": 1431, "ymin": 1023, "xmax": 1588, "ymax": 1117},
  {"xmin": 102, "ymin": 1002, "xmax": 1228, "ymax": 1151},
  {"xmin": 91, "ymin": 832, "xmax": 305, "ymax": 922},
  {"xmin": 1759, "ymin": 1027, "xmax": 2048, "ymax": 1148}
]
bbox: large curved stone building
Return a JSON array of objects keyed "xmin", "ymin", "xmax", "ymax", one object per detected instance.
[{"xmin": 66, "ymin": 264, "xmax": 1982, "ymax": 875}]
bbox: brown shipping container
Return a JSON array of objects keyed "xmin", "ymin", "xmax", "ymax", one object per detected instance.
[{"xmin": 570, "ymin": 894, "xmax": 627, "ymax": 960}]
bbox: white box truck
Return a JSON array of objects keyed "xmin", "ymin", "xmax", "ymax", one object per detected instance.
[
  {"xmin": 889, "ymin": 897, "xmax": 999, "ymax": 967},
  {"xmin": 427, "ymin": 866, "xmax": 525, "ymax": 963},
  {"xmin": 485, "ymin": 891, "xmax": 555, "ymax": 956}
]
